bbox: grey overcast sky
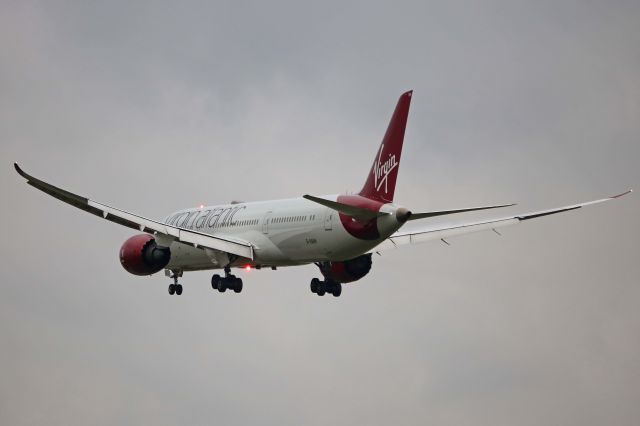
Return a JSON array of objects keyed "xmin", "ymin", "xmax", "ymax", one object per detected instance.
[{"xmin": 1, "ymin": 1, "xmax": 639, "ymax": 425}]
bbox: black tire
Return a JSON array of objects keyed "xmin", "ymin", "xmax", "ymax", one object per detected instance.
[
  {"xmin": 310, "ymin": 278, "xmax": 320, "ymax": 294},
  {"xmin": 218, "ymin": 279, "xmax": 227, "ymax": 292},
  {"xmin": 234, "ymin": 278, "xmax": 243, "ymax": 293},
  {"xmin": 176, "ymin": 284, "xmax": 183, "ymax": 295},
  {"xmin": 316, "ymin": 283, "xmax": 325, "ymax": 296},
  {"xmin": 211, "ymin": 274, "xmax": 221, "ymax": 290},
  {"xmin": 332, "ymin": 283, "xmax": 342, "ymax": 297},
  {"xmin": 168, "ymin": 284, "xmax": 175, "ymax": 295}
]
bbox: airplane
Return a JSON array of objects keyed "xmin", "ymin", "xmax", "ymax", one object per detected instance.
[{"xmin": 15, "ymin": 91, "xmax": 631, "ymax": 297}]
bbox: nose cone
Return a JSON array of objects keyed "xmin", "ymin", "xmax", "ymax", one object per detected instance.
[{"xmin": 395, "ymin": 207, "xmax": 412, "ymax": 223}]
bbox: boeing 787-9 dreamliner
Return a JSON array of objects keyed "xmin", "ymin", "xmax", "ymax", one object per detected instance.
[{"xmin": 15, "ymin": 91, "xmax": 631, "ymax": 297}]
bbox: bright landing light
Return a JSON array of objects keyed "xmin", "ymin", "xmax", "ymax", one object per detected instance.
[{"xmin": 244, "ymin": 265, "xmax": 252, "ymax": 271}]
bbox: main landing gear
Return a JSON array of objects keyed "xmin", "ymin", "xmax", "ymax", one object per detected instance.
[
  {"xmin": 168, "ymin": 270, "xmax": 183, "ymax": 296},
  {"xmin": 310, "ymin": 277, "xmax": 342, "ymax": 297},
  {"xmin": 211, "ymin": 265, "xmax": 243, "ymax": 294}
]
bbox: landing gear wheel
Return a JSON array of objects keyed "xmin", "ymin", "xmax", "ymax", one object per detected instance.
[
  {"xmin": 168, "ymin": 270, "xmax": 183, "ymax": 296},
  {"xmin": 310, "ymin": 278, "xmax": 320, "ymax": 294},
  {"xmin": 211, "ymin": 274, "xmax": 221, "ymax": 290},
  {"xmin": 332, "ymin": 283, "xmax": 342, "ymax": 297},
  {"xmin": 316, "ymin": 282, "xmax": 326, "ymax": 296},
  {"xmin": 234, "ymin": 278, "xmax": 243, "ymax": 293},
  {"xmin": 214, "ymin": 264, "xmax": 245, "ymax": 295}
]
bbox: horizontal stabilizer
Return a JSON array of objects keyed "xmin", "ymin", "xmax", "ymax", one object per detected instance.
[
  {"xmin": 303, "ymin": 194, "xmax": 387, "ymax": 221},
  {"xmin": 409, "ymin": 203, "xmax": 516, "ymax": 220}
]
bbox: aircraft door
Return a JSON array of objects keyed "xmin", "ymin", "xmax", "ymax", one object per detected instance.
[
  {"xmin": 262, "ymin": 211, "xmax": 273, "ymax": 234},
  {"xmin": 324, "ymin": 208, "xmax": 333, "ymax": 231}
]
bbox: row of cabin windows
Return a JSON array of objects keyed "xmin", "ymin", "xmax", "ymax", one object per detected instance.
[
  {"xmin": 213, "ymin": 214, "xmax": 317, "ymax": 228},
  {"xmin": 172, "ymin": 213, "xmax": 321, "ymax": 229},
  {"xmin": 273, "ymin": 214, "xmax": 316, "ymax": 224},
  {"xmin": 213, "ymin": 218, "xmax": 258, "ymax": 228},
  {"xmin": 214, "ymin": 215, "xmax": 319, "ymax": 228},
  {"xmin": 231, "ymin": 219, "xmax": 258, "ymax": 227}
]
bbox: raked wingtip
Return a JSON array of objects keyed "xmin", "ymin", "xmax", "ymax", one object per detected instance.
[
  {"xmin": 610, "ymin": 189, "xmax": 633, "ymax": 199},
  {"xmin": 14, "ymin": 162, "xmax": 27, "ymax": 179}
]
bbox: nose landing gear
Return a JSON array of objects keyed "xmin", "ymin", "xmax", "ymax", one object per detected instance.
[{"xmin": 211, "ymin": 265, "xmax": 243, "ymax": 294}]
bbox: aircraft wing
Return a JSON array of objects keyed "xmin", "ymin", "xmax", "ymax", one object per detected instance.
[
  {"xmin": 14, "ymin": 163, "xmax": 254, "ymax": 260},
  {"xmin": 372, "ymin": 190, "xmax": 632, "ymax": 252}
]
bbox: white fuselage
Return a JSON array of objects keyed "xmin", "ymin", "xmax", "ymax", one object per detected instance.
[{"xmin": 163, "ymin": 195, "xmax": 404, "ymax": 271}]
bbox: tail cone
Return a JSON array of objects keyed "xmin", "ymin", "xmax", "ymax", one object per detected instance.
[{"xmin": 396, "ymin": 207, "xmax": 412, "ymax": 223}]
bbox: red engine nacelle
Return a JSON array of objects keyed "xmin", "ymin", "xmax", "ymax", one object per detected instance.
[
  {"xmin": 320, "ymin": 254, "xmax": 373, "ymax": 283},
  {"xmin": 119, "ymin": 234, "xmax": 171, "ymax": 276}
]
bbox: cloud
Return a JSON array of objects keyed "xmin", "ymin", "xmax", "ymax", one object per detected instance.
[{"xmin": 1, "ymin": 1, "xmax": 639, "ymax": 425}]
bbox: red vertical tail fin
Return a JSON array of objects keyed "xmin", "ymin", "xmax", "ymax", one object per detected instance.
[{"xmin": 359, "ymin": 90, "xmax": 412, "ymax": 203}]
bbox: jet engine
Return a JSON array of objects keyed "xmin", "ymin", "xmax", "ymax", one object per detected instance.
[
  {"xmin": 320, "ymin": 254, "xmax": 373, "ymax": 283},
  {"xmin": 119, "ymin": 234, "xmax": 171, "ymax": 276}
]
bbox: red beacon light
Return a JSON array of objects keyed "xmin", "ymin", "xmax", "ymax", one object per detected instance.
[{"xmin": 244, "ymin": 265, "xmax": 252, "ymax": 271}]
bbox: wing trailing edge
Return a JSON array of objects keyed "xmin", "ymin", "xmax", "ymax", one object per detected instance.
[
  {"xmin": 372, "ymin": 190, "xmax": 632, "ymax": 252},
  {"xmin": 14, "ymin": 163, "xmax": 254, "ymax": 260}
]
